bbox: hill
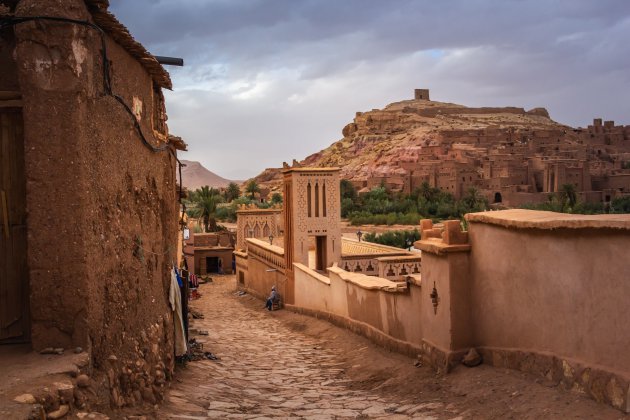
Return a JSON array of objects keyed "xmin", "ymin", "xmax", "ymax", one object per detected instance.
[
  {"xmin": 251, "ymin": 89, "xmax": 630, "ymax": 207},
  {"xmin": 180, "ymin": 160, "xmax": 235, "ymax": 190}
]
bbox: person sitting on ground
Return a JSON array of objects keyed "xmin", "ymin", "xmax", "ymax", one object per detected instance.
[{"xmin": 265, "ymin": 286, "xmax": 279, "ymax": 311}]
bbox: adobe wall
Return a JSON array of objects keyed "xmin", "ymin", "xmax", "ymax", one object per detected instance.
[
  {"xmin": 194, "ymin": 249, "xmax": 234, "ymax": 275},
  {"xmin": 467, "ymin": 217, "xmax": 630, "ymax": 372},
  {"xmin": 13, "ymin": 0, "xmax": 178, "ymax": 408},
  {"xmin": 239, "ymin": 253, "xmax": 286, "ymax": 301},
  {"xmin": 292, "ymin": 264, "xmax": 427, "ymax": 360},
  {"xmin": 464, "ymin": 210, "xmax": 630, "ymax": 411}
]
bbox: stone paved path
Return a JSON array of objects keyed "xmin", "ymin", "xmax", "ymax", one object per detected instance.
[{"xmin": 158, "ymin": 276, "xmax": 443, "ymax": 419}]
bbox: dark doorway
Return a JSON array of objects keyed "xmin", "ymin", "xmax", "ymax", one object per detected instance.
[
  {"xmin": 1, "ymin": 107, "xmax": 29, "ymax": 343},
  {"xmin": 206, "ymin": 257, "xmax": 219, "ymax": 273},
  {"xmin": 494, "ymin": 192, "xmax": 502, "ymax": 203},
  {"xmin": 315, "ymin": 236, "xmax": 327, "ymax": 271}
]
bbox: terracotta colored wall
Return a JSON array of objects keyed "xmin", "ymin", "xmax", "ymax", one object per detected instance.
[
  {"xmin": 293, "ymin": 264, "xmax": 425, "ymax": 352},
  {"xmin": 12, "ymin": 0, "xmax": 178, "ymax": 407},
  {"xmin": 194, "ymin": 249, "xmax": 234, "ymax": 275},
  {"xmin": 468, "ymin": 223, "xmax": 630, "ymax": 374},
  {"xmin": 242, "ymin": 256, "xmax": 286, "ymax": 301}
]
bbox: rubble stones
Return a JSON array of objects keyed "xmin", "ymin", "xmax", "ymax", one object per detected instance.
[
  {"xmin": 76, "ymin": 374, "xmax": 90, "ymax": 388},
  {"xmin": 54, "ymin": 382, "xmax": 75, "ymax": 404},
  {"xmin": 14, "ymin": 393, "xmax": 37, "ymax": 404},
  {"xmin": 462, "ymin": 348, "xmax": 482, "ymax": 367},
  {"xmin": 46, "ymin": 404, "xmax": 69, "ymax": 419}
]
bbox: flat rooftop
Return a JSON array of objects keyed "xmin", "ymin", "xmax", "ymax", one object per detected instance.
[{"xmin": 466, "ymin": 209, "xmax": 630, "ymax": 230}]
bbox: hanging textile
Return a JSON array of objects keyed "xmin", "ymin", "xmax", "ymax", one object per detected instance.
[{"xmin": 169, "ymin": 267, "xmax": 188, "ymax": 356}]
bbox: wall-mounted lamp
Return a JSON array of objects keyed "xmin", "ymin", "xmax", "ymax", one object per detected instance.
[
  {"xmin": 269, "ymin": 234, "xmax": 274, "ymax": 245},
  {"xmin": 183, "ymin": 226, "xmax": 190, "ymax": 241},
  {"xmin": 430, "ymin": 281, "xmax": 439, "ymax": 314}
]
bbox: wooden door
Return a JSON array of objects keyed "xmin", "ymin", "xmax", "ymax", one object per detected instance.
[{"xmin": 0, "ymin": 106, "xmax": 29, "ymax": 343}]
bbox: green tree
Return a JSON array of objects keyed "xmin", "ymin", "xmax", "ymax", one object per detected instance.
[
  {"xmin": 460, "ymin": 187, "xmax": 488, "ymax": 214},
  {"xmin": 270, "ymin": 192, "xmax": 283, "ymax": 204},
  {"xmin": 245, "ymin": 180, "xmax": 261, "ymax": 199},
  {"xmin": 363, "ymin": 229, "xmax": 420, "ymax": 249},
  {"xmin": 224, "ymin": 182, "xmax": 241, "ymax": 202},
  {"xmin": 340, "ymin": 179, "xmax": 358, "ymax": 201},
  {"xmin": 558, "ymin": 183, "xmax": 578, "ymax": 211},
  {"xmin": 611, "ymin": 196, "xmax": 630, "ymax": 213},
  {"xmin": 190, "ymin": 186, "xmax": 223, "ymax": 232}
]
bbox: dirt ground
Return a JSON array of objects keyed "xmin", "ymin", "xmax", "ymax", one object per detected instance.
[{"xmin": 154, "ymin": 275, "xmax": 627, "ymax": 419}]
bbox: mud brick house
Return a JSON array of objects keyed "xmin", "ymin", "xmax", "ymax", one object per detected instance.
[
  {"xmin": 1, "ymin": 0, "xmax": 182, "ymax": 408},
  {"xmin": 183, "ymin": 231, "xmax": 236, "ymax": 276}
]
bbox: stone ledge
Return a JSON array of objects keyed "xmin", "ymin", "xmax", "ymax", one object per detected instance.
[
  {"xmin": 466, "ymin": 209, "xmax": 630, "ymax": 231},
  {"xmin": 413, "ymin": 238, "xmax": 471, "ymax": 255},
  {"xmin": 294, "ymin": 263, "xmax": 331, "ymax": 285},
  {"xmin": 328, "ymin": 265, "xmax": 408, "ymax": 292}
]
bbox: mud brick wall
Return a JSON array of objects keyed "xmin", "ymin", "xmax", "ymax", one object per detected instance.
[{"xmin": 11, "ymin": 0, "xmax": 178, "ymax": 407}]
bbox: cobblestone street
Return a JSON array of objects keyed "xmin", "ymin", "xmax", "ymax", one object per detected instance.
[
  {"xmin": 158, "ymin": 276, "xmax": 436, "ymax": 420},
  {"xmin": 157, "ymin": 275, "xmax": 624, "ymax": 420}
]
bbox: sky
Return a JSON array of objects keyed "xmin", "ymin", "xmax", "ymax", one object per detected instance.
[{"xmin": 109, "ymin": 0, "xmax": 630, "ymax": 180}]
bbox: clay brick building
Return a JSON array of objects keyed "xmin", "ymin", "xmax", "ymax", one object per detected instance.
[
  {"xmin": 184, "ymin": 232, "xmax": 236, "ymax": 276},
  {"xmin": 1, "ymin": 0, "xmax": 182, "ymax": 409}
]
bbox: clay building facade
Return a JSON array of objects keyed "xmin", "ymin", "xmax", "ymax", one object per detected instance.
[
  {"xmin": 1, "ymin": 0, "xmax": 181, "ymax": 408},
  {"xmin": 184, "ymin": 231, "xmax": 236, "ymax": 276}
]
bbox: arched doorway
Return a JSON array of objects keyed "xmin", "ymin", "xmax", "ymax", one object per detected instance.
[{"xmin": 494, "ymin": 192, "xmax": 502, "ymax": 203}]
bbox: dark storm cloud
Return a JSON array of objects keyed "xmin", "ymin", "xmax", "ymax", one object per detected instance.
[{"xmin": 110, "ymin": 0, "xmax": 630, "ymax": 179}]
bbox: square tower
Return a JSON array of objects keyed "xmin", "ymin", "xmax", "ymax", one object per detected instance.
[
  {"xmin": 282, "ymin": 167, "xmax": 341, "ymax": 302},
  {"xmin": 414, "ymin": 89, "xmax": 430, "ymax": 101}
]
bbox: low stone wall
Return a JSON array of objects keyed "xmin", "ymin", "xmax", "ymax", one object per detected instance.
[{"xmin": 293, "ymin": 264, "xmax": 429, "ymax": 354}]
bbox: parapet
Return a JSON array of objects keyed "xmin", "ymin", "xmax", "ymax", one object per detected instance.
[
  {"xmin": 420, "ymin": 219, "xmax": 442, "ymax": 240},
  {"xmin": 465, "ymin": 209, "xmax": 630, "ymax": 231},
  {"xmin": 414, "ymin": 88, "xmax": 430, "ymax": 101},
  {"xmin": 416, "ymin": 219, "xmax": 471, "ymax": 255}
]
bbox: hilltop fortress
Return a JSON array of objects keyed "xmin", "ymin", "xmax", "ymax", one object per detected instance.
[{"xmin": 257, "ymin": 89, "xmax": 630, "ymax": 206}]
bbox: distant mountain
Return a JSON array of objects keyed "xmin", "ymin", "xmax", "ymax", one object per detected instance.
[{"xmin": 180, "ymin": 160, "xmax": 235, "ymax": 190}]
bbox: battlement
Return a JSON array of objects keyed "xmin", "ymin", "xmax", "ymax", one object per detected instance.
[{"xmin": 414, "ymin": 88, "xmax": 430, "ymax": 101}]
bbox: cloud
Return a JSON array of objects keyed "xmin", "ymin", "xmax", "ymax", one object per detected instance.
[{"xmin": 109, "ymin": 0, "xmax": 630, "ymax": 179}]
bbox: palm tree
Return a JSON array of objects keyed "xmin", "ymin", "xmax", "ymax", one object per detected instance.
[
  {"xmin": 191, "ymin": 186, "xmax": 223, "ymax": 232},
  {"xmin": 245, "ymin": 180, "xmax": 261, "ymax": 199},
  {"xmin": 461, "ymin": 187, "xmax": 487, "ymax": 213},
  {"xmin": 224, "ymin": 182, "xmax": 241, "ymax": 202},
  {"xmin": 559, "ymin": 183, "xmax": 578, "ymax": 211}
]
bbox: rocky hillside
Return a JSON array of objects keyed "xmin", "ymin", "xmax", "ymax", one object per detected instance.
[
  {"xmin": 180, "ymin": 160, "xmax": 235, "ymax": 190},
  {"xmin": 251, "ymin": 95, "xmax": 578, "ymax": 190}
]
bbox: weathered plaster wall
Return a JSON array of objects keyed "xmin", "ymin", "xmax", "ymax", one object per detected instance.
[
  {"xmin": 468, "ymin": 222, "xmax": 630, "ymax": 375},
  {"xmin": 13, "ymin": 0, "xmax": 178, "ymax": 408},
  {"xmin": 241, "ymin": 256, "xmax": 286, "ymax": 301},
  {"xmin": 293, "ymin": 264, "xmax": 425, "ymax": 357}
]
